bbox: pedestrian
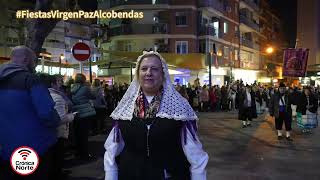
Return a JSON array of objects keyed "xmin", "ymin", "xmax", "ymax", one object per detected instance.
[
  {"xmin": 269, "ymin": 83, "xmax": 293, "ymax": 141},
  {"xmin": 215, "ymin": 86, "xmax": 222, "ymax": 111},
  {"xmin": 193, "ymin": 86, "xmax": 200, "ymax": 111},
  {"xmin": 71, "ymin": 73, "xmax": 96, "ymax": 160},
  {"xmin": 0, "ymin": 46, "xmax": 60, "ymax": 179},
  {"xmin": 296, "ymin": 87, "xmax": 318, "ymax": 133},
  {"xmin": 230, "ymin": 84, "xmax": 237, "ymax": 111},
  {"xmin": 209, "ymin": 87, "xmax": 217, "ymax": 112},
  {"xmin": 179, "ymin": 85, "xmax": 189, "ymax": 100},
  {"xmin": 255, "ymin": 87, "xmax": 263, "ymax": 115},
  {"xmin": 47, "ymin": 74, "xmax": 75, "ymax": 179},
  {"xmin": 200, "ymin": 85, "xmax": 209, "ymax": 112},
  {"xmin": 92, "ymin": 79, "xmax": 107, "ymax": 134},
  {"xmin": 221, "ymin": 86, "xmax": 229, "ymax": 111},
  {"xmin": 103, "ymin": 51, "xmax": 208, "ymax": 180},
  {"xmin": 238, "ymin": 85, "xmax": 255, "ymax": 127}
]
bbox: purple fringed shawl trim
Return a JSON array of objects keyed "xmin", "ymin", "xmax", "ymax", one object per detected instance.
[
  {"xmin": 182, "ymin": 121, "xmax": 198, "ymax": 145},
  {"xmin": 112, "ymin": 121, "xmax": 121, "ymax": 143}
]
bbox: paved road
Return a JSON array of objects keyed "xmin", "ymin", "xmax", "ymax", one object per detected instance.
[{"xmin": 67, "ymin": 112, "xmax": 320, "ymax": 180}]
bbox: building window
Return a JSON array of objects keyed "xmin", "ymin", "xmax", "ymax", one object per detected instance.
[
  {"xmin": 234, "ymin": 49, "xmax": 238, "ymax": 60},
  {"xmin": 224, "ymin": 22, "xmax": 228, "ymax": 34},
  {"xmin": 199, "ymin": 41, "xmax": 206, "ymax": 53},
  {"xmin": 235, "ymin": 25, "xmax": 239, "ymax": 32},
  {"xmin": 124, "ymin": 41, "xmax": 132, "ymax": 52},
  {"xmin": 224, "ymin": 46, "xmax": 229, "ymax": 59},
  {"xmin": 248, "ymin": 53, "xmax": 252, "ymax": 61},
  {"xmin": 212, "ymin": 21, "xmax": 219, "ymax": 38},
  {"xmin": 176, "ymin": 12, "xmax": 187, "ymax": 26},
  {"xmin": 176, "ymin": 41, "xmax": 188, "ymax": 54},
  {"xmin": 235, "ymin": 4, "xmax": 238, "ymax": 15},
  {"xmin": 202, "ymin": 18, "xmax": 208, "ymax": 25}
]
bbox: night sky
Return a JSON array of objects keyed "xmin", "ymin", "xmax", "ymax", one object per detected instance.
[{"xmin": 269, "ymin": 0, "xmax": 297, "ymax": 48}]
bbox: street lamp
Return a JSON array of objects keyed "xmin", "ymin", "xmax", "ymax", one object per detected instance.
[
  {"xmin": 265, "ymin": 47, "xmax": 275, "ymax": 85},
  {"xmin": 266, "ymin": 47, "xmax": 274, "ymax": 54}
]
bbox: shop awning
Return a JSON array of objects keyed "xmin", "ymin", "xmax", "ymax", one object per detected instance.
[
  {"xmin": 30, "ymin": 51, "xmax": 207, "ymax": 70},
  {"xmin": 99, "ymin": 50, "xmax": 207, "ymax": 70}
]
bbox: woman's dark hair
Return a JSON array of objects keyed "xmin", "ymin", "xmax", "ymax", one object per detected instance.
[
  {"xmin": 93, "ymin": 79, "xmax": 101, "ymax": 87},
  {"xmin": 74, "ymin": 73, "xmax": 86, "ymax": 84},
  {"xmin": 37, "ymin": 73, "xmax": 63, "ymax": 88},
  {"xmin": 37, "ymin": 73, "xmax": 51, "ymax": 88}
]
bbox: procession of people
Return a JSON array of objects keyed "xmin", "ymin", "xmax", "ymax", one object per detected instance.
[{"xmin": 0, "ymin": 46, "xmax": 319, "ymax": 180}]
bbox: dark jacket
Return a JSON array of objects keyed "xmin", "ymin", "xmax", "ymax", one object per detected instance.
[
  {"xmin": 71, "ymin": 83, "xmax": 96, "ymax": 118},
  {"xmin": 116, "ymin": 117, "xmax": 191, "ymax": 180},
  {"xmin": 297, "ymin": 93, "xmax": 318, "ymax": 114},
  {"xmin": 269, "ymin": 92, "xmax": 293, "ymax": 119},
  {"xmin": 237, "ymin": 89, "xmax": 256, "ymax": 120},
  {"xmin": 0, "ymin": 64, "xmax": 60, "ymax": 160}
]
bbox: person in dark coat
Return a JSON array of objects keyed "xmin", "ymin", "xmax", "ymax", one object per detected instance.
[
  {"xmin": 269, "ymin": 83, "xmax": 293, "ymax": 141},
  {"xmin": 0, "ymin": 46, "xmax": 60, "ymax": 179},
  {"xmin": 238, "ymin": 85, "xmax": 256, "ymax": 128},
  {"xmin": 296, "ymin": 87, "xmax": 318, "ymax": 133},
  {"xmin": 71, "ymin": 74, "xmax": 96, "ymax": 160}
]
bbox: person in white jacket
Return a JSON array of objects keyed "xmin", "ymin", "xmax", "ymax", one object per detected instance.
[
  {"xmin": 103, "ymin": 51, "xmax": 208, "ymax": 180},
  {"xmin": 47, "ymin": 74, "xmax": 75, "ymax": 179}
]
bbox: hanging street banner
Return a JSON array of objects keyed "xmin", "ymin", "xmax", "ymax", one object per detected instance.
[{"xmin": 282, "ymin": 48, "xmax": 309, "ymax": 77}]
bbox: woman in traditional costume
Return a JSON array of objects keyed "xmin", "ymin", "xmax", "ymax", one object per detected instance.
[{"xmin": 103, "ymin": 51, "xmax": 208, "ymax": 180}]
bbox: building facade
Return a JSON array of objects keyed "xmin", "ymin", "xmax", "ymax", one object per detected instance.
[
  {"xmin": 99, "ymin": 0, "xmax": 244, "ymax": 85},
  {"xmin": 0, "ymin": 0, "xmax": 285, "ymax": 86},
  {"xmin": 0, "ymin": 8, "xmax": 101, "ymax": 79},
  {"xmin": 259, "ymin": 0, "xmax": 285, "ymax": 85},
  {"xmin": 297, "ymin": 0, "xmax": 320, "ymax": 72}
]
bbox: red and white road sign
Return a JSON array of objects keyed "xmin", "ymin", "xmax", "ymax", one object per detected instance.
[{"xmin": 72, "ymin": 42, "xmax": 91, "ymax": 61}]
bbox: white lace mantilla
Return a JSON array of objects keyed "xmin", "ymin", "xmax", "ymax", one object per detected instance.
[{"xmin": 110, "ymin": 51, "xmax": 198, "ymax": 121}]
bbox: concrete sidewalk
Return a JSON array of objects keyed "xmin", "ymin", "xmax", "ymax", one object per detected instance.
[{"xmin": 67, "ymin": 112, "xmax": 320, "ymax": 180}]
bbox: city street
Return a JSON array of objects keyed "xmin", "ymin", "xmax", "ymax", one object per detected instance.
[{"xmin": 67, "ymin": 112, "xmax": 320, "ymax": 180}]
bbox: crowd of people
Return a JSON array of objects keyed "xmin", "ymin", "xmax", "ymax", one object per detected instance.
[
  {"xmin": 57, "ymin": 70, "xmax": 319, "ymax": 146},
  {"xmin": 0, "ymin": 46, "xmax": 318, "ymax": 180},
  {"xmin": 178, "ymin": 79, "xmax": 319, "ymax": 141}
]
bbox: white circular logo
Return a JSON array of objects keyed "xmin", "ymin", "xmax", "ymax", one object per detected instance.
[{"xmin": 10, "ymin": 146, "xmax": 39, "ymax": 176}]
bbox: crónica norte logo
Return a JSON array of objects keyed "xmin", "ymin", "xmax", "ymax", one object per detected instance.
[{"xmin": 10, "ymin": 146, "xmax": 39, "ymax": 175}]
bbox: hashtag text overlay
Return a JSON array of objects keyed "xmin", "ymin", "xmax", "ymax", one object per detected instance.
[{"xmin": 16, "ymin": 10, "xmax": 144, "ymax": 20}]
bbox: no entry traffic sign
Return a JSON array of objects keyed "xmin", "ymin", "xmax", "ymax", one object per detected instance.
[{"xmin": 72, "ymin": 42, "xmax": 91, "ymax": 61}]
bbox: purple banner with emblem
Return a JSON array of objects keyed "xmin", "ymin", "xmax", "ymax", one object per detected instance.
[{"xmin": 283, "ymin": 48, "xmax": 309, "ymax": 77}]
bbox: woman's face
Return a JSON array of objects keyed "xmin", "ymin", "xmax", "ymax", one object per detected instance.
[
  {"xmin": 138, "ymin": 56, "xmax": 163, "ymax": 96},
  {"xmin": 52, "ymin": 77, "xmax": 63, "ymax": 90}
]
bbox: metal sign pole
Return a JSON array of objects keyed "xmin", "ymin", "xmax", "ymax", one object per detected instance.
[
  {"xmin": 41, "ymin": 56, "xmax": 45, "ymax": 73},
  {"xmin": 208, "ymin": 53, "xmax": 212, "ymax": 87},
  {"xmin": 89, "ymin": 58, "xmax": 92, "ymax": 83},
  {"xmin": 80, "ymin": 62, "xmax": 83, "ymax": 74}
]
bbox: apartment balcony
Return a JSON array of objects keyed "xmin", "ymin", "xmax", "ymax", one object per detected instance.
[
  {"xmin": 241, "ymin": 38, "xmax": 253, "ymax": 48},
  {"xmin": 253, "ymin": 43, "xmax": 260, "ymax": 50},
  {"xmin": 242, "ymin": 0, "xmax": 259, "ymax": 11},
  {"xmin": 109, "ymin": 0, "xmax": 169, "ymax": 8},
  {"xmin": 43, "ymin": 41, "xmax": 66, "ymax": 49},
  {"xmin": 199, "ymin": 25, "xmax": 217, "ymax": 37},
  {"xmin": 240, "ymin": 15, "xmax": 259, "ymax": 32},
  {"xmin": 198, "ymin": 0, "xmax": 224, "ymax": 13},
  {"xmin": 108, "ymin": 23, "xmax": 168, "ymax": 37}
]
